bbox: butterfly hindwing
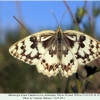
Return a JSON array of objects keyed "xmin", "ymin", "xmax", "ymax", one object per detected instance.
[
  {"xmin": 60, "ymin": 43, "xmax": 78, "ymax": 77},
  {"xmin": 37, "ymin": 46, "xmax": 60, "ymax": 77}
]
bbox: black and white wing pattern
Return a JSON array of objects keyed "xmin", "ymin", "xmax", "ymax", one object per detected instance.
[
  {"xmin": 63, "ymin": 30, "xmax": 100, "ymax": 64},
  {"xmin": 9, "ymin": 30, "xmax": 60, "ymax": 77},
  {"xmin": 60, "ymin": 30, "xmax": 100, "ymax": 77},
  {"xmin": 9, "ymin": 28, "xmax": 100, "ymax": 77}
]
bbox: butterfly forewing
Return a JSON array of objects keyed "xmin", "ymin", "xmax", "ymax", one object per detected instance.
[
  {"xmin": 63, "ymin": 30, "xmax": 100, "ymax": 65},
  {"xmin": 9, "ymin": 30, "xmax": 56, "ymax": 65}
]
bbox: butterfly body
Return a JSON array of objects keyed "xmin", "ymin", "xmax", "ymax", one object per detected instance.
[{"xmin": 9, "ymin": 27, "xmax": 100, "ymax": 77}]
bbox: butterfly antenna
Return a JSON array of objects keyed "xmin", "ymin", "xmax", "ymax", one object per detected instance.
[
  {"xmin": 60, "ymin": 10, "xmax": 67, "ymax": 27},
  {"xmin": 50, "ymin": 10, "xmax": 59, "ymax": 27},
  {"xmin": 13, "ymin": 16, "xmax": 32, "ymax": 34}
]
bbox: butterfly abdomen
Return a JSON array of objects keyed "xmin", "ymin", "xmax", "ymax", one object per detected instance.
[{"xmin": 56, "ymin": 32, "xmax": 62, "ymax": 59}]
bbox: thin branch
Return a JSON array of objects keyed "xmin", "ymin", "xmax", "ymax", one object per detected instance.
[
  {"xmin": 84, "ymin": 1, "xmax": 95, "ymax": 37},
  {"xmin": 63, "ymin": 0, "xmax": 82, "ymax": 31},
  {"xmin": 13, "ymin": 16, "xmax": 32, "ymax": 35}
]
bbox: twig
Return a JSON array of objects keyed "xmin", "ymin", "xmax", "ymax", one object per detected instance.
[
  {"xmin": 13, "ymin": 16, "xmax": 32, "ymax": 35},
  {"xmin": 63, "ymin": 0, "xmax": 82, "ymax": 31},
  {"xmin": 84, "ymin": 1, "xmax": 95, "ymax": 37}
]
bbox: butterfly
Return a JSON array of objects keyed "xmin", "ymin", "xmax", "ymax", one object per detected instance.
[{"xmin": 9, "ymin": 13, "xmax": 100, "ymax": 78}]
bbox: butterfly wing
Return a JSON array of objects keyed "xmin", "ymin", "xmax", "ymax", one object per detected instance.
[
  {"xmin": 60, "ymin": 42, "xmax": 78, "ymax": 77},
  {"xmin": 9, "ymin": 29, "xmax": 100, "ymax": 77},
  {"xmin": 37, "ymin": 44, "xmax": 60, "ymax": 77},
  {"xmin": 63, "ymin": 30, "xmax": 100, "ymax": 65},
  {"xmin": 9, "ymin": 30, "xmax": 62, "ymax": 77}
]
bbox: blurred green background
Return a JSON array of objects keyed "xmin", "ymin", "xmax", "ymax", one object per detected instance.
[{"xmin": 0, "ymin": 1, "xmax": 100, "ymax": 93}]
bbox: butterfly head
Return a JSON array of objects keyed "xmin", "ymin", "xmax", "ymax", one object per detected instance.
[{"xmin": 57, "ymin": 27, "xmax": 63, "ymax": 34}]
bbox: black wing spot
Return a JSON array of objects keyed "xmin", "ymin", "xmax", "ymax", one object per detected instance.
[
  {"xmin": 79, "ymin": 42, "xmax": 85, "ymax": 48},
  {"xmin": 30, "ymin": 36, "xmax": 37, "ymax": 42},
  {"xmin": 42, "ymin": 59, "xmax": 46, "ymax": 63},
  {"xmin": 20, "ymin": 46, "xmax": 25, "ymax": 49},
  {"xmin": 15, "ymin": 45, "xmax": 18, "ymax": 50},
  {"xmin": 30, "ymin": 43, "xmax": 37, "ymax": 49},
  {"xmin": 70, "ymin": 59, "xmax": 74, "ymax": 63},
  {"xmin": 79, "ymin": 35, "xmax": 86, "ymax": 42}
]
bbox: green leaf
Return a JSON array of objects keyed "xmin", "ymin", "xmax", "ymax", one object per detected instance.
[{"xmin": 76, "ymin": 7, "xmax": 86, "ymax": 23}]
